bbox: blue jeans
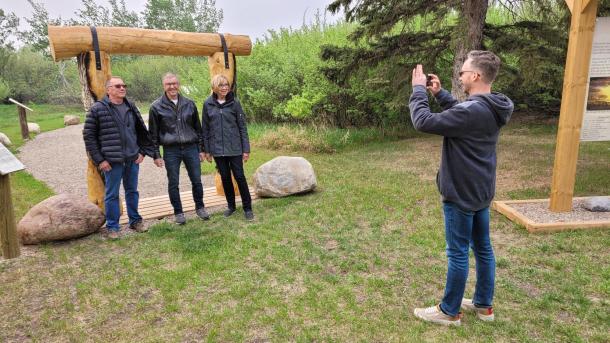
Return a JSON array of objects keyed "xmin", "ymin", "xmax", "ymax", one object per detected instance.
[
  {"xmin": 440, "ymin": 202, "xmax": 495, "ymax": 317},
  {"xmin": 103, "ymin": 160, "xmax": 142, "ymax": 231},
  {"xmin": 163, "ymin": 144, "xmax": 204, "ymax": 214}
]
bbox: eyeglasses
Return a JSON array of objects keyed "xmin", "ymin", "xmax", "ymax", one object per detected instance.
[
  {"xmin": 459, "ymin": 70, "xmax": 478, "ymax": 77},
  {"xmin": 111, "ymin": 84, "xmax": 128, "ymax": 89},
  {"xmin": 218, "ymin": 84, "xmax": 230, "ymax": 88},
  {"xmin": 164, "ymin": 82, "xmax": 178, "ymax": 87}
]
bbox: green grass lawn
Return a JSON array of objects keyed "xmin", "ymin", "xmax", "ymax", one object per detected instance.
[
  {"xmin": 0, "ymin": 104, "xmax": 84, "ymax": 218},
  {"xmin": 1, "ymin": 107, "xmax": 609, "ymax": 342}
]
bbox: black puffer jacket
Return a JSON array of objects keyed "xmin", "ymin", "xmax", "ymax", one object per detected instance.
[
  {"xmin": 202, "ymin": 92, "xmax": 250, "ymax": 156},
  {"xmin": 148, "ymin": 93, "xmax": 204, "ymax": 154},
  {"xmin": 83, "ymin": 96, "xmax": 157, "ymax": 165}
]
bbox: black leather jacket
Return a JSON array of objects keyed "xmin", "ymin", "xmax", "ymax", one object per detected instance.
[
  {"xmin": 202, "ymin": 92, "xmax": 250, "ymax": 156},
  {"xmin": 83, "ymin": 96, "xmax": 156, "ymax": 165},
  {"xmin": 148, "ymin": 93, "xmax": 204, "ymax": 155}
]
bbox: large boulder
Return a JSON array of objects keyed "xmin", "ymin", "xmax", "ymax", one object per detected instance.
[
  {"xmin": 18, "ymin": 194, "xmax": 105, "ymax": 244},
  {"xmin": 28, "ymin": 122, "xmax": 41, "ymax": 134},
  {"xmin": 64, "ymin": 115, "xmax": 80, "ymax": 126},
  {"xmin": 253, "ymin": 156, "xmax": 317, "ymax": 197},
  {"xmin": 0, "ymin": 132, "xmax": 11, "ymax": 146},
  {"xmin": 583, "ymin": 196, "xmax": 610, "ymax": 212}
]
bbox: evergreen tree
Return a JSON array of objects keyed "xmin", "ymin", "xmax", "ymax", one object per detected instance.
[{"xmin": 323, "ymin": 0, "xmax": 610, "ymax": 111}]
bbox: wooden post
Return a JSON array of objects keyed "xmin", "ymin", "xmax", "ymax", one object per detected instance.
[
  {"xmin": 17, "ymin": 106, "xmax": 29, "ymax": 140},
  {"xmin": 81, "ymin": 51, "xmax": 112, "ymax": 213},
  {"xmin": 549, "ymin": 0, "xmax": 599, "ymax": 212},
  {"xmin": 0, "ymin": 174, "xmax": 20, "ymax": 259},
  {"xmin": 208, "ymin": 51, "xmax": 235, "ymax": 88}
]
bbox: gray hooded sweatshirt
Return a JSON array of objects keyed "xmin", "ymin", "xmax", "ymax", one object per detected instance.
[{"xmin": 409, "ymin": 85, "xmax": 514, "ymax": 211}]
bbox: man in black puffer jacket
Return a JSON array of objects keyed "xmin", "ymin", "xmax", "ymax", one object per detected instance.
[
  {"xmin": 83, "ymin": 76, "xmax": 157, "ymax": 239},
  {"xmin": 148, "ymin": 73, "xmax": 209, "ymax": 225}
]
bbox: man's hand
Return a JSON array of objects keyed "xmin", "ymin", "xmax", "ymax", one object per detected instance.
[
  {"xmin": 199, "ymin": 152, "xmax": 206, "ymax": 162},
  {"xmin": 412, "ymin": 64, "xmax": 428, "ymax": 87},
  {"xmin": 204, "ymin": 153, "xmax": 213, "ymax": 163},
  {"xmin": 243, "ymin": 152, "xmax": 250, "ymax": 162},
  {"xmin": 99, "ymin": 160, "xmax": 112, "ymax": 172},
  {"xmin": 154, "ymin": 158, "xmax": 164, "ymax": 168},
  {"xmin": 427, "ymin": 73, "xmax": 442, "ymax": 96},
  {"xmin": 134, "ymin": 153, "xmax": 144, "ymax": 164}
]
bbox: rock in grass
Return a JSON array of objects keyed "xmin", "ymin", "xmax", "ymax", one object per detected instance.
[
  {"xmin": 583, "ymin": 196, "xmax": 610, "ymax": 212},
  {"xmin": 0, "ymin": 132, "xmax": 11, "ymax": 146},
  {"xmin": 64, "ymin": 115, "xmax": 80, "ymax": 126},
  {"xmin": 18, "ymin": 194, "xmax": 105, "ymax": 244},
  {"xmin": 27, "ymin": 122, "xmax": 41, "ymax": 134},
  {"xmin": 253, "ymin": 156, "xmax": 317, "ymax": 197}
]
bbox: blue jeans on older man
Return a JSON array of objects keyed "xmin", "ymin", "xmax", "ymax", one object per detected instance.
[
  {"xmin": 163, "ymin": 144, "xmax": 204, "ymax": 215},
  {"xmin": 104, "ymin": 160, "xmax": 142, "ymax": 232},
  {"xmin": 439, "ymin": 202, "xmax": 495, "ymax": 317}
]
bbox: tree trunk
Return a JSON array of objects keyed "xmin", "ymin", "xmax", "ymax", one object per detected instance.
[{"xmin": 451, "ymin": 0, "xmax": 489, "ymax": 101}]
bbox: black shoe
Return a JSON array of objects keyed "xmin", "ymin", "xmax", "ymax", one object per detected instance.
[
  {"xmin": 196, "ymin": 207, "xmax": 210, "ymax": 220},
  {"xmin": 175, "ymin": 213, "xmax": 186, "ymax": 225},
  {"xmin": 244, "ymin": 210, "xmax": 255, "ymax": 221},
  {"xmin": 223, "ymin": 208, "xmax": 236, "ymax": 217}
]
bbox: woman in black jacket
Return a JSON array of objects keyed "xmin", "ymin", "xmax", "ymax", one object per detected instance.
[{"xmin": 202, "ymin": 74, "xmax": 254, "ymax": 220}]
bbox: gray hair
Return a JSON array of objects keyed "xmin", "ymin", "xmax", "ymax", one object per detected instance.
[
  {"xmin": 162, "ymin": 72, "xmax": 180, "ymax": 83},
  {"xmin": 105, "ymin": 76, "xmax": 123, "ymax": 88},
  {"xmin": 467, "ymin": 50, "xmax": 501, "ymax": 84}
]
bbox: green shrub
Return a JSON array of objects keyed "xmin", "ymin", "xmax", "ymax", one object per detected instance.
[{"xmin": 0, "ymin": 78, "xmax": 10, "ymax": 100}]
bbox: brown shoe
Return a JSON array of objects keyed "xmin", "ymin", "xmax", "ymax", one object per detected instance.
[
  {"xmin": 130, "ymin": 221, "xmax": 148, "ymax": 233},
  {"xmin": 108, "ymin": 230, "xmax": 120, "ymax": 240}
]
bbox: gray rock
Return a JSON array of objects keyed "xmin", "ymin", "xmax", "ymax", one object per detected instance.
[
  {"xmin": 63, "ymin": 115, "xmax": 80, "ymax": 126},
  {"xmin": 0, "ymin": 132, "xmax": 11, "ymax": 146},
  {"xmin": 583, "ymin": 196, "xmax": 610, "ymax": 212},
  {"xmin": 27, "ymin": 122, "xmax": 41, "ymax": 134},
  {"xmin": 17, "ymin": 194, "xmax": 105, "ymax": 244},
  {"xmin": 253, "ymin": 156, "xmax": 317, "ymax": 197}
]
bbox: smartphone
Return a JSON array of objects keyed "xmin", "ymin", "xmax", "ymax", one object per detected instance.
[{"xmin": 426, "ymin": 75, "xmax": 433, "ymax": 87}]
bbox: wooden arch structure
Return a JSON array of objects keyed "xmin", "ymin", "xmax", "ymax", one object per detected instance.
[
  {"xmin": 47, "ymin": 25, "xmax": 252, "ymax": 210},
  {"xmin": 494, "ymin": 0, "xmax": 610, "ymax": 232}
]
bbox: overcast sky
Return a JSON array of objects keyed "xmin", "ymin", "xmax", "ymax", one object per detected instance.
[{"xmin": 1, "ymin": 0, "xmax": 341, "ymax": 41}]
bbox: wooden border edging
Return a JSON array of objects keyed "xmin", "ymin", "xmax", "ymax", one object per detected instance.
[{"xmin": 493, "ymin": 197, "xmax": 610, "ymax": 233}]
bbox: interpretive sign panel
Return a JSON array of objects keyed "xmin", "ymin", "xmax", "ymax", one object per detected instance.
[
  {"xmin": 0, "ymin": 143, "xmax": 25, "ymax": 175},
  {"xmin": 582, "ymin": 17, "xmax": 610, "ymax": 141}
]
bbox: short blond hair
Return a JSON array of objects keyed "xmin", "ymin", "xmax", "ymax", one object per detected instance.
[{"xmin": 211, "ymin": 74, "xmax": 230, "ymax": 93}]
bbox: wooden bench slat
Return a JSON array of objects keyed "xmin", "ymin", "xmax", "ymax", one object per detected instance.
[{"xmin": 118, "ymin": 187, "xmax": 257, "ymax": 224}]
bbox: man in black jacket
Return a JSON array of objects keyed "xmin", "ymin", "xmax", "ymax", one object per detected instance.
[
  {"xmin": 149, "ymin": 73, "xmax": 209, "ymax": 225},
  {"xmin": 83, "ymin": 76, "xmax": 157, "ymax": 239},
  {"xmin": 410, "ymin": 51, "xmax": 513, "ymax": 326}
]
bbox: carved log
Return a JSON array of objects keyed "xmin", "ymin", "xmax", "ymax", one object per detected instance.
[{"xmin": 48, "ymin": 26, "xmax": 252, "ymax": 61}]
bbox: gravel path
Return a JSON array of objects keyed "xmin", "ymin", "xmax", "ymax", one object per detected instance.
[{"xmin": 18, "ymin": 124, "xmax": 215, "ymax": 198}]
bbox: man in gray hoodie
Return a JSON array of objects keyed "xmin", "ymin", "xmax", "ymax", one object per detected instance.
[{"xmin": 410, "ymin": 51, "xmax": 513, "ymax": 326}]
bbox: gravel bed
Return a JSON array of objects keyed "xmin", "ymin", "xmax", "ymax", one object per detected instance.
[
  {"xmin": 18, "ymin": 124, "xmax": 215, "ymax": 198},
  {"xmin": 510, "ymin": 199, "xmax": 610, "ymax": 223}
]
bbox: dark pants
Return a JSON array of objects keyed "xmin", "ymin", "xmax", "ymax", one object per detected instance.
[
  {"xmin": 214, "ymin": 155, "xmax": 252, "ymax": 211},
  {"xmin": 163, "ymin": 144, "xmax": 204, "ymax": 214}
]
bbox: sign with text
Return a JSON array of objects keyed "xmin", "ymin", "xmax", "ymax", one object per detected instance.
[
  {"xmin": 582, "ymin": 17, "xmax": 610, "ymax": 141},
  {"xmin": 0, "ymin": 143, "xmax": 25, "ymax": 175}
]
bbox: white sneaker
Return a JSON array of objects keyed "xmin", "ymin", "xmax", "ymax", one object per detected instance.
[
  {"xmin": 413, "ymin": 304, "xmax": 462, "ymax": 326},
  {"xmin": 461, "ymin": 298, "xmax": 494, "ymax": 321}
]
